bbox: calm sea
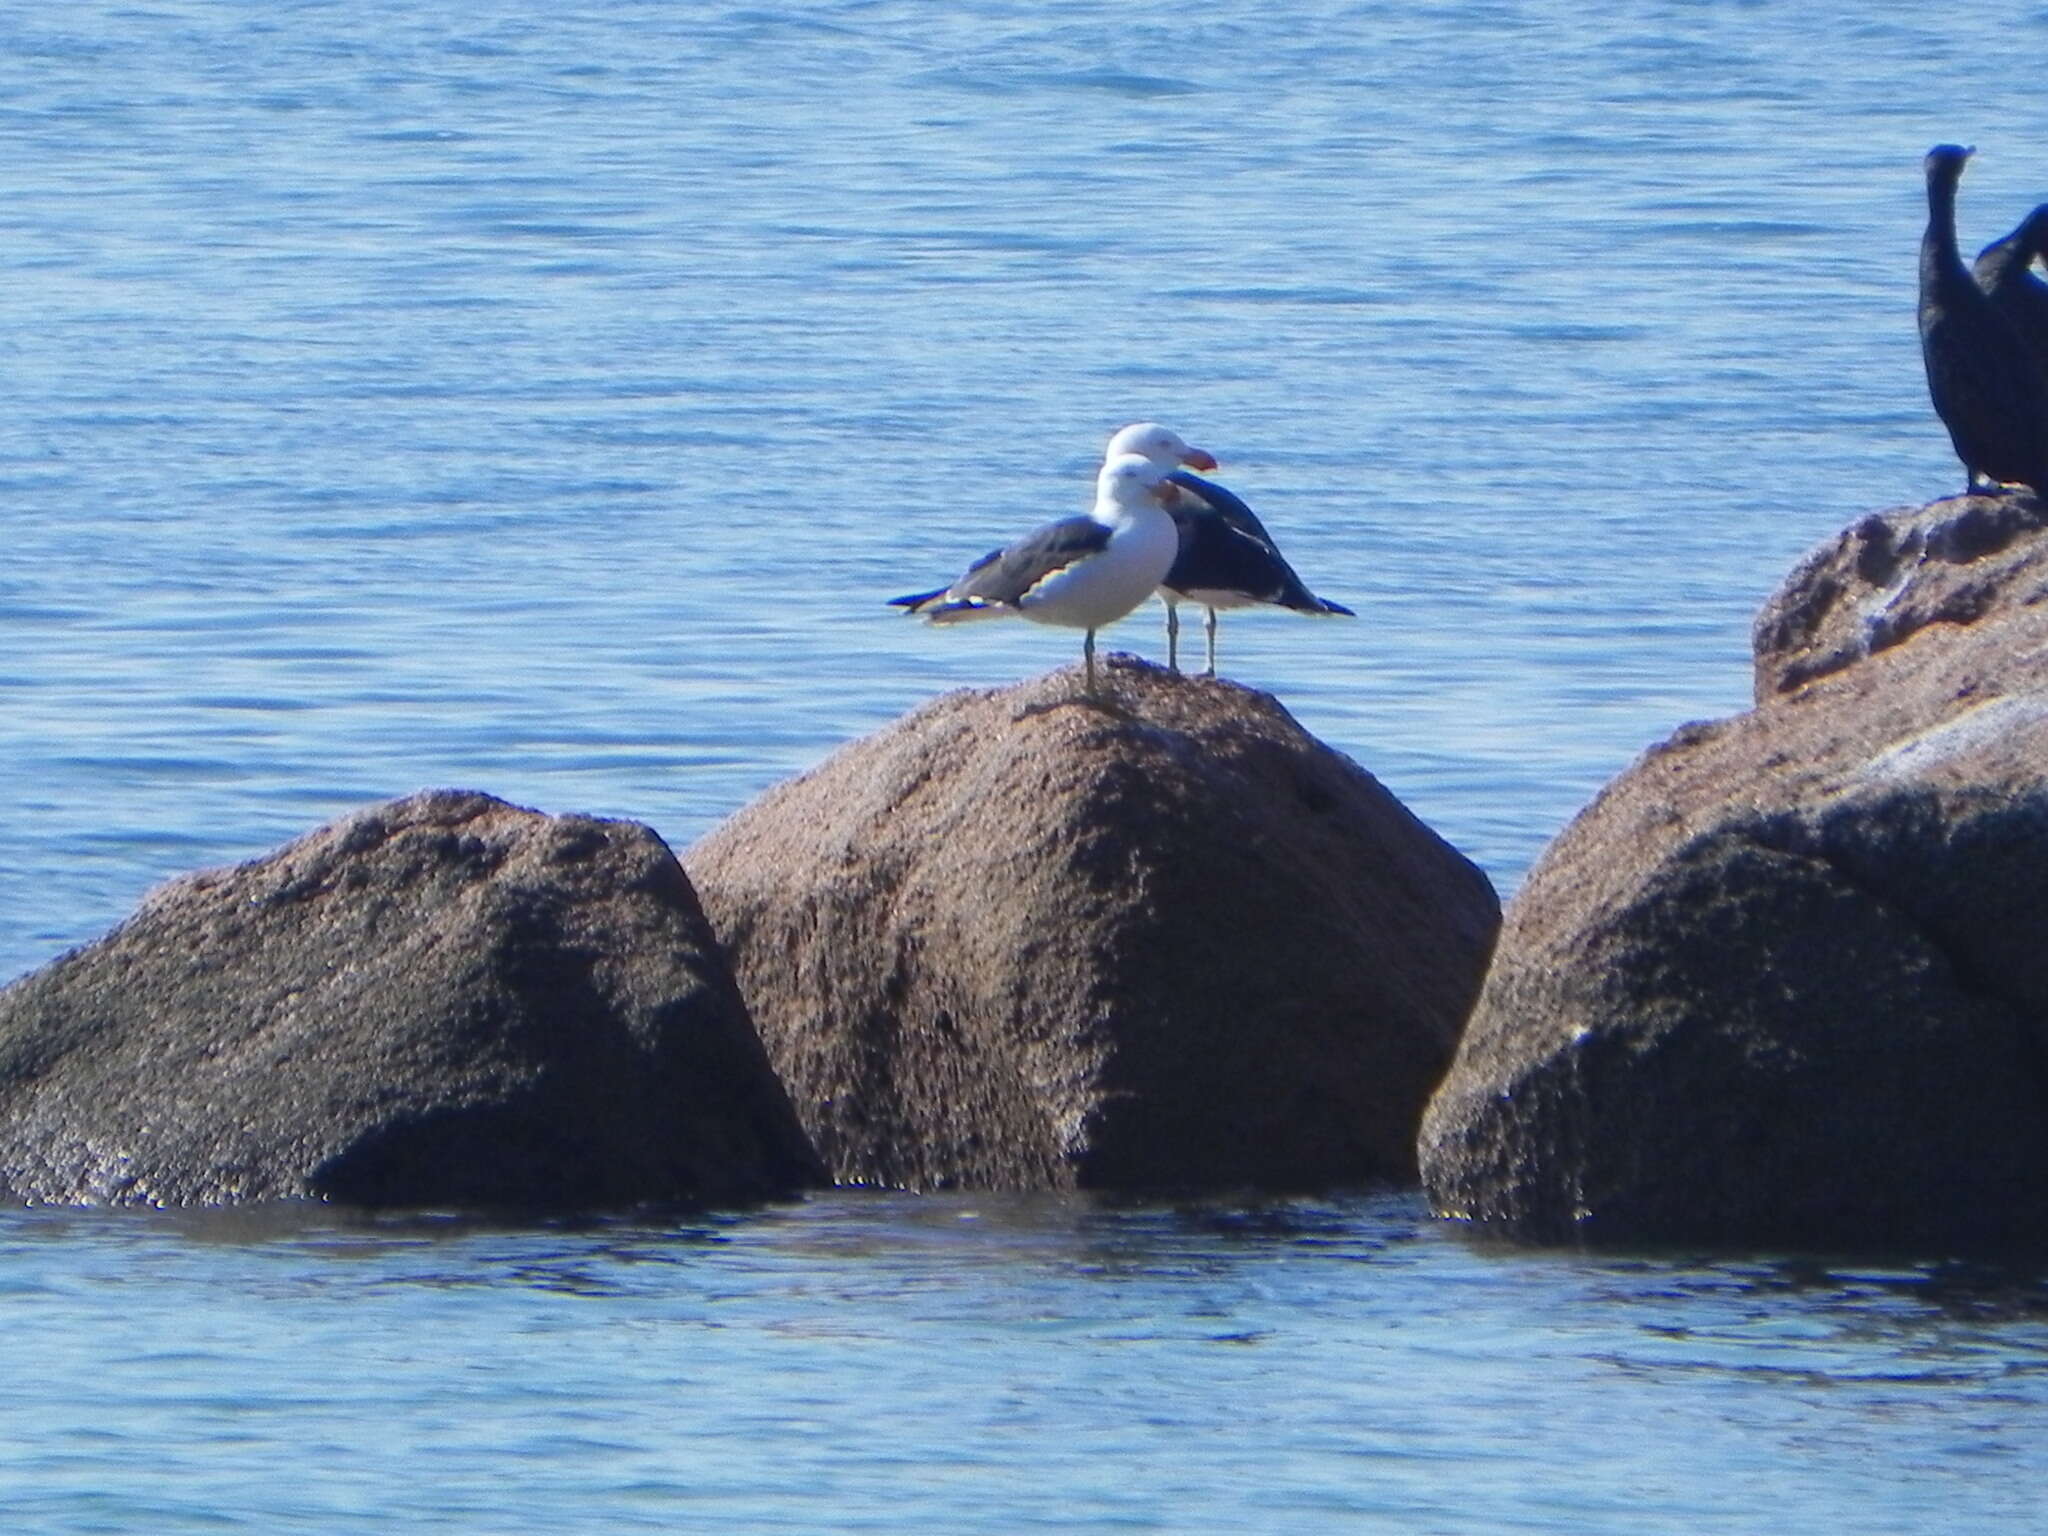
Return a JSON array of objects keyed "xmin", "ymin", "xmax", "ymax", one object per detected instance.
[{"xmin": 6, "ymin": 2, "xmax": 2048, "ymax": 1529}]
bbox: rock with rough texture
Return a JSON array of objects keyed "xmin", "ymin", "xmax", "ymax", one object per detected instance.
[
  {"xmin": 0, "ymin": 790, "xmax": 824, "ymax": 1209},
  {"xmin": 1753, "ymin": 490, "xmax": 2048, "ymax": 698},
  {"xmin": 687, "ymin": 655, "xmax": 1501, "ymax": 1193},
  {"xmin": 1423, "ymin": 492, "xmax": 2048, "ymax": 1252}
]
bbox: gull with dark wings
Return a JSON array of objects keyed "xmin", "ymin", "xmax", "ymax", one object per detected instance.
[
  {"xmin": 890, "ymin": 452, "xmax": 1180, "ymax": 697},
  {"xmin": 1096, "ymin": 422, "xmax": 1354, "ymax": 676}
]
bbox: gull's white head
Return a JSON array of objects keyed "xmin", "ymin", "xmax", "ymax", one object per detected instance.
[
  {"xmin": 1105, "ymin": 421, "xmax": 1220, "ymax": 473},
  {"xmin": 1095, "ymin": 451, "xmax": 1174, "ymax": 510}
]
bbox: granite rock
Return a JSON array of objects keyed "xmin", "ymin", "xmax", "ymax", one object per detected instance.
[
  {"xmin": 1423, "ymin": 494, "xmax": 2048, "ymax": 1251},
  {"xmin": 690, "ymin": 656, "xmax": 1500, "ymax": 1193},
  {"xmin": 0, "ymin": 790, "xmax": 824, "ymax": 1208}
]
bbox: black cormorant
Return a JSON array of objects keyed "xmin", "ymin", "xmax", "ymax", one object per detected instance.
[
  {"xmin": 1918, "ymin": 144, "xmax": 2048, "ymax": 496},
  {"xmin": 1974, "ymin": 202, "xmax": 2048, "ymax": 376}
]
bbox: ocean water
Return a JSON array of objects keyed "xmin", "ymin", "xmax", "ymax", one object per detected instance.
[
  {"xmin": 7, "ymin": 1193, "xmax": 2048, "ymax": 1534},
  {"xmin": 7, "ymin": 1, "xmax": 2048, "ymax": 1528}
]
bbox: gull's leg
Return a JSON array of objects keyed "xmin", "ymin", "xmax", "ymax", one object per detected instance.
[
  {"xmin": 1204, "ymin": 607, "xmax": 1219, "ymax": 677},
  {"xmin": 1084, "ymin": 628, "xmax": 1097, "ymax": 695},
  {"xmin": 1165, "ymin": 599, "xmax": 1181, "ymax": 673}
]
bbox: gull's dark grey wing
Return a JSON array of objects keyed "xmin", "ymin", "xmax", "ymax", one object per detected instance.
[
  {"xmin": 949, "ymin": 515, "xmax": 1110, "ymax": 606},
  {"xmin": 892, "ymin": 517, "xmax": 1110, "ymax": 616},
  {"xmin": 889, "ymin": 544, "xmax": 1002, "ymax": 610},
  {"xmin": 1163, "ymin": 471, "xmax": 1351, "ymax": 616}
]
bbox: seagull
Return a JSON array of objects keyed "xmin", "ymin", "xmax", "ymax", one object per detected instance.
[
  {"xmin": 1097, "ymin": 422, "xmax": 1354, "ymax": 676},
  {"xmin": 890, "ymin": 452, "xmax": 1180, "ymax": 696},
  {"xmin": 1159, "ymin": 470, "xmax": 1355, "ymax": 676}
]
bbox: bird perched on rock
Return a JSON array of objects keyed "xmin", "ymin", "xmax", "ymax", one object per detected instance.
[
  {"xmin": 890, "ymin": 452, "xmax": 1179, "ymax": 696},
  {"xmin": 1159, "ymin": 469, "xmax": 1354, "ymax": 676},
  {"xmin": 1918, "ymin": 144, "xmax": 2048, "ymax": 496},
  {"xmin": 1097, "ymin": 422, "xmax": 1353, "ymax": 676},
  {"xmin": 1974, "ymin": 202, "xmax": 2048, "ymax": 376}
]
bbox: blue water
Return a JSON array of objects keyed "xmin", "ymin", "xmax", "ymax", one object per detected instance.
[
  {"xmin": 6, "ymin": 1193, "xmax": 2048, "ymax": 1533},
  {"xmin": 8, "ymin": 1, "xmax": 2048, "ymax": 1528}
]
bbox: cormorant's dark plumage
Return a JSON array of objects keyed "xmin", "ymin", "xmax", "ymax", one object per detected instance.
[
  {"xmin": 1974, "ymin": 202, "xmax": 2048, "ymax": 378},
  {"xmin": 1918, "ymin": 144, "xmax": 2048, "ymax": 496}
]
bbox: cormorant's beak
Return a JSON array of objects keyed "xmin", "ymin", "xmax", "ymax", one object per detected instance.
[
  {"xmin": 1150, "ymin": 482, "xmax": 1176, "ymax": 505},
  {"xmin": 1181, "ymin": 447, "xmax": 1219, "ymax": 472}
]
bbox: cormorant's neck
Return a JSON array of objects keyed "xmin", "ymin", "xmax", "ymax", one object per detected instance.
[{"xmin": 1926, "ymin": 169, "xmax": 1963, "ymax": 268}]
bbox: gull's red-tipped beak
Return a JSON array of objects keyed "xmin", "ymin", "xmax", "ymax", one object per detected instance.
[{"xmin": 1182, "ymin": 446, "xmax": 1219, "ymax": 472}]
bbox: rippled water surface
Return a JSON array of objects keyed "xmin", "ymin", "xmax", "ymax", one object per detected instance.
[
  {"xmin": 7, "ymin": 1192, "xmax": 2048, "ymax": 1534},
  {"xmin": 9, "ymin": 1, "xmax": 2048, "ymax": 1527}
]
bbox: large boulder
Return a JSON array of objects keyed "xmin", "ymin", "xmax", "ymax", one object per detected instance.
[
  {"xmin": 1421, "ymin": 492, "xmax": 2048, "ymax": 1252},
  {"xmin": 0, "ymin": 790, "xmax": 824, "ymax": 1208},
  {"xmin": 686, "ymin": 655, "xmax": 1500, "ymax": 1193}
]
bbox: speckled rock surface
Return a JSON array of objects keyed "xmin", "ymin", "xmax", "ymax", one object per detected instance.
[
  {"xmin": 1423, "ymin": 493, "xmax": 2048, "ymax": 1252},
  {"xmin": 1752, "ymin": 489, "xmax": 2048, "ymax": 697},
  {"xmin": 0, "ymin": 790, "xmax": 823, "ymax": 1209},
  {"xmin": 689, "ymin": 655, "xmax": 1500, "ymax": 1193}
]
